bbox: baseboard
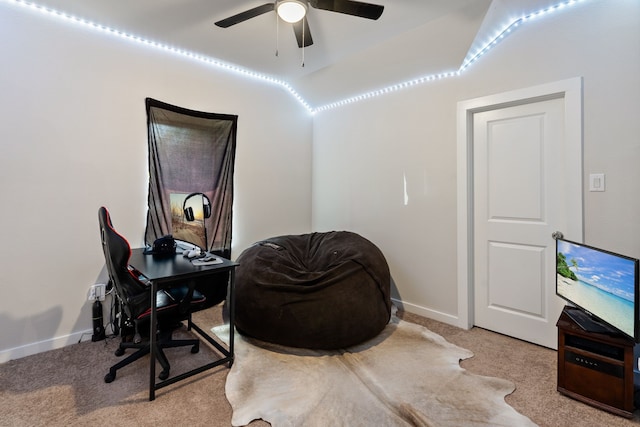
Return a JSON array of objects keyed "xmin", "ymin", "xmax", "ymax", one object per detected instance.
[
  {"xmin": 391, "ymin": 298, "xmax": 463, "ymax": 328},
  {"xmin": 2, "ymin": 300, "xmax": 463, "ymax": 363},
  {"xmin": 0, "ymin": 329, "xmax": 93, "ymax": 364}
]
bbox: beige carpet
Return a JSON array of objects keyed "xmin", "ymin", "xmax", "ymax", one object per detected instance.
[
  {"xmin": 226, "ymin": 315, "xmax": 536, "ymax": 426},
  {"xmin": 0, "ymin": 305, "xmax": 638, "ymax": 426}
]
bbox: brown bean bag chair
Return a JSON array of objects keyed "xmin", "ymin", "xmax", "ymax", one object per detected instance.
[{"xmin": 234, "ymin": 231, "xmax": 391, "ymax": 349}]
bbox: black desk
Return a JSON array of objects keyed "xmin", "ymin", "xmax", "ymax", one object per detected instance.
[{"xmin": 129, "ymin": 248, "xmax": 238, "ymax": 401}]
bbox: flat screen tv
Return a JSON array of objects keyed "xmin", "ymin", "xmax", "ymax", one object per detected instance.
[{"xmin": 556, "ymin": 238, "xmax": 639, "ymax": 342}]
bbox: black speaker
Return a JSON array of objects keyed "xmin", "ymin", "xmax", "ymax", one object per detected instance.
[
  {"xmin": 183, "ymin": 192, "xmax": 211, "ymax": 222},
  {"xmin": 92, "ymin": 300, "xmax": 106, "ymax": 342}
]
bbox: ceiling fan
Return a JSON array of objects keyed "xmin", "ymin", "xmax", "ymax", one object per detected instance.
[{"xmin": 214, "ymin": 0, "xmax": 384, "ymax": 48}]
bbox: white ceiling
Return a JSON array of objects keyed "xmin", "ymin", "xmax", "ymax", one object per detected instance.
[{"xmin": 25, "ymin": 0, "xmax": 574, "ymax": 107}]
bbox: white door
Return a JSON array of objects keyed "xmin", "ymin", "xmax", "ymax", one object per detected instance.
[{"xmin": 472, "ymin": 97, "xmax": 571, "ymax": 349}]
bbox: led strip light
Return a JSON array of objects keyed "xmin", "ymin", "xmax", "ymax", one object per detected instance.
[
  {"xmin": 3, "ymin": 0, "xmax": 587, "ymax": 114},
  {"xmin": 315, "ymin": 0, "xmax": 587, "ymax": 112}
]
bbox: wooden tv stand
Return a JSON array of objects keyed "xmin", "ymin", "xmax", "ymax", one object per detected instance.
[{"xmin": 557, "ymin": 306, "xmax": 636, "ymax": 418}]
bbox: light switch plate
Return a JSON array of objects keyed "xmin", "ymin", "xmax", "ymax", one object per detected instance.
[{"xmin": 589, "ymin": 173, "xmax": 605, "ymax": 192}]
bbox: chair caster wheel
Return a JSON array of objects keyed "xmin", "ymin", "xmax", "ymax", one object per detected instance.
[
  {"xmin": 104, "ymin": 372, "xmax": 116, "ymax": 383},
  {"xmin": 191, "ymin": 344, "xmax": 199, "ymax": 354},
  {"xmin": 115, "ymin": 347, "xmax": 125, "ymax": 357},
  {"xmin": 159, "ymin": 370, "xmax": 170, "ymax": 381}
]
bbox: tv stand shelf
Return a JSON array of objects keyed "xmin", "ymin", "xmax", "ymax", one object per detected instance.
[{"xmin": 557, "ymin": 307, "xmax": 635, "ymax": 418}]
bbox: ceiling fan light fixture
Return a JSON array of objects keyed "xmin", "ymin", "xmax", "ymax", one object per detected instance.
[{"xmin": 277, "ymin": 0, "xmax": 307, "ymax": 23}]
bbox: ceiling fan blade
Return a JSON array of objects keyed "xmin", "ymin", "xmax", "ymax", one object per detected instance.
[
  {"xmin": 292, "ymin": 17, "xmax": 314, "ymax": 48},
  {"xmin": 215, "ymin": 3, "xmax": 275, "ymax": 28},
  {"xmin": 310, "ymin": 0, "xmax": 384, "ymax": 20}
]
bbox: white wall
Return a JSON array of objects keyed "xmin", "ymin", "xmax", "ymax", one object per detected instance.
[
  {"xmin": 312, "ymin": 0, "xmax": 640, "ymax": 323},
  {"xmin": 0, "ymin": 4, "xmax": 312, "ymax": 362}
]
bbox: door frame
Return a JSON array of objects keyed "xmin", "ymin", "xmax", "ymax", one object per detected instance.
[{"xmin": 455, "ymin": 77, "xmax": 584, "ymax": 329}]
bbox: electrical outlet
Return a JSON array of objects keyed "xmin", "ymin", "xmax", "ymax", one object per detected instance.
[
  {"xmin": 87, "ymin": 284, "xmax": 107, "ymax": 301},
  {"xmin": 95, "ymin": 283, "xmax": 106, "ymax": 301},
  {"xmin": 87, "ymin": 286, "xmax": 96, "ymax": 301}
]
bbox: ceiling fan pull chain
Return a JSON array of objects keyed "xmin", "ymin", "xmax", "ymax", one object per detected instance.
[
  {"xmin": 275, "ymin": 12, "xmax": 279, "ymax": 57},
  {"xmin": 301, "ymin": 18, "xmax": 305, "ymax": 67}
]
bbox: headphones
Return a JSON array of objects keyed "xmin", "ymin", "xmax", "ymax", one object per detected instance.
[{"xmin": 183, "ymin": 192, "xmax": 211, "ymax": 222}]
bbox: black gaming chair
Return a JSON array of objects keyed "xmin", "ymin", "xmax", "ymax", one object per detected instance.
[{"xmin": 98, "ymin": 206, "xmax": 207, "ymax": 383}]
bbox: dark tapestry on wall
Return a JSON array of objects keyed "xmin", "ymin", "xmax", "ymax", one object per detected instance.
[{"xmin": 144, "ymin": 98, "xmax": 237, "ymax": 259}]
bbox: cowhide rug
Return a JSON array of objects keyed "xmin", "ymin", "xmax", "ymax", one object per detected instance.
[{"xmin": 220, "ymin": 317, "xmax": 537, "ymax": 427}]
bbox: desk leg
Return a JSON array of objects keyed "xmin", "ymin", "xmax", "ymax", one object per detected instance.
[
  {"xmin": 229, "ymin": 268, "xmax": 235, "ymax": 366},
  {"xmin": 149, "ymin": 280, "xmax": 157, "ymax": 401}
]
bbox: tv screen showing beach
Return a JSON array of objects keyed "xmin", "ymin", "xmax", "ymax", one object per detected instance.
[{"xmin": 556, "ymin": 240, "xmax": 637, "ymax": 338}]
